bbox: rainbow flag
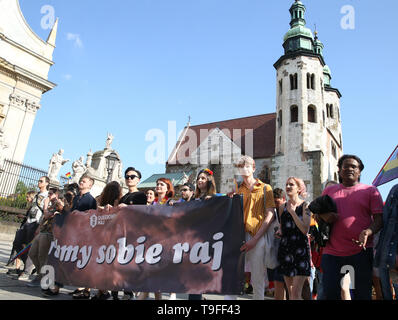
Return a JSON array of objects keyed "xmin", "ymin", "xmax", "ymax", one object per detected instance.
[
  {"xmin": 65, "ymin": 172, "xmax": 72, "ymax": 180},
  {"xmin": 373, "ymin": 145, "xmax": 398, "ymax": 187}
]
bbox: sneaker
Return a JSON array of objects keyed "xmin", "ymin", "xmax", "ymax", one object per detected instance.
[
  {"xmin": 6, "ymin": 269, "xmax": 22, "ymax": 276},
  {"xmin": 15, "ymin": 272, "xmax": 30, "ymax": 281}
]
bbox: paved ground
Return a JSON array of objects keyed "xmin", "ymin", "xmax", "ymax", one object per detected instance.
[{"xmin": 0, "ymin": 236, "xmax": 258, "ymax": 301}]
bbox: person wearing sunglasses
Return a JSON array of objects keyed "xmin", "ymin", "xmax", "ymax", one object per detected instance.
[
  {"xmin": 118, "ymin": 167, "xmax": 147, "ymax": 207},
  {"xmin": 117, "ymin": 167, "xmax": 147, "ymax": 300},
  {"xmin": 14, "ymin": 176, "xmax": 50, "ymax": 281},
  {"xmin": 179, "ymin": 183, "xmax": 195, "ymax": 202}
]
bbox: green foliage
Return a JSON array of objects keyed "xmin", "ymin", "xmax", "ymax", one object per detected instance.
[{"xmin": 0, "ymin": 180, "xmax": 31, "ymax": 209}]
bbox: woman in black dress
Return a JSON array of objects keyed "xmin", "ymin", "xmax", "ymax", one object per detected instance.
[{"xmin": 276, "ymin": 177, "xmax": 312, "ymax": 300}]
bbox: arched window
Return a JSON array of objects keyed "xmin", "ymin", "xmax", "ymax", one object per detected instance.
[
  {"xmin": 331, "ymin": 142, "xmax": 337, "ymax": 159},
  {"xmin": 322, "ymin": 111, "xmax": 325, "ymax": 127},
  {"xmin": 279, "ymin": 79, "xmax": 283, "ymax": 95},
  {"xmin": 329, "ymin": 104, "xmax": 334, "ymax": 118},
  {"xmin": 311, "ymin": 74, "xmax": 315, "ymax": 89},
  {"xmin": 278, "ymin": 110, "xmax": 283, "ymax": 128},
  {"xmin": 290, "ymin": 73, "xmax": 298, "ymax": 90},
  {"xmin": 308, "ymin": 105, "xmax": 316, "ymax": 123},
  {"xmin": 307, "ymin": 73, "xmax": 311, "ymax": 89},
  {"xmin": 290, "ymin": 105, "xmax": 298, "ymax": 123},
  {"xmin": 326, "ymin": 104, "xmax": 330, "ymax": 118}
]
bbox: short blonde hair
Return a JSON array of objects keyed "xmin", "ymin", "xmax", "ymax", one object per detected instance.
[{"xmin": 235, "ymin": 155, "xmax": 255, "ymax": 168}]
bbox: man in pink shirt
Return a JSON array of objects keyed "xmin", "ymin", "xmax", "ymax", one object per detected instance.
[{"xmin": 320, "ymin": 155, "xmax": 384, "ymax": 300}]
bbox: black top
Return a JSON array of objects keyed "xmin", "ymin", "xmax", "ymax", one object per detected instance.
[
  {"xmin": 120, "ymin": 191, "xmax": 147, "ymax": 205},
  {"xmin": 72, "ymin": 192, "xmax": 97, "ymax": 212}
]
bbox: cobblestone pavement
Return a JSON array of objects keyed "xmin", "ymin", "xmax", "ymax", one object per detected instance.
[{"xmin": 0, "ymin": 237, "xmax": 258, "ymax": 301}]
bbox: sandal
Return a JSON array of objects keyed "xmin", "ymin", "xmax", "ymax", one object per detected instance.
[{"xmin": 73, "ymin": 289, "xmax": 90, "ymax": 300}]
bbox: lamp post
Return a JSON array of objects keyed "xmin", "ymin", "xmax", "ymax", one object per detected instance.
[{"xmin": 105, "ymin": 151, "xmax": 119, "ymax": 184}]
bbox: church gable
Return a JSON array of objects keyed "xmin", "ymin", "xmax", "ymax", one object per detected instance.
[{"xmin": 167, "ymin": 113, "xmax": 276, "ymax": 167}]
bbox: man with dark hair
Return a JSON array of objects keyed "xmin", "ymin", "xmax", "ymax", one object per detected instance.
[
  {"xmin": 179, "ymin": 182, "xmax": 195, "ymax": 202},
  {"xmin": 320, "ymin": 154, "xmax": 384, "ymax": 300},
  {"xmin": 117, "ymin": 167, "xmax": 146, "ymax": 300},
  {"xmin": 119, "ymin": 167, "xmax": 146, "ymax": 206},
  {"xmin": 71, "ymin": 175, "xmax": 97, "ymax": 212}
]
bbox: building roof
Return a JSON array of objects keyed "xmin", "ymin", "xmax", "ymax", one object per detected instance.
[
  {"xmin": 138, "ymin": 171, "xmax": 193, "ymax": 189},
  {"xmin": 168, "ymin": 113, "xmax": 276, "ymax": 166}
]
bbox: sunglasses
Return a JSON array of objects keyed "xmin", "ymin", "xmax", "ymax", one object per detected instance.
[
  {"xmin": 125, "ymin": 175, "xmax": 139, "ymax": 180},
  {"xmin": 38, "ymin": 180, "xmax": 45, "ymax": 183},
  {"xmin": 181, "ymin": 188, "xmax": 190, "ymax": 192}
]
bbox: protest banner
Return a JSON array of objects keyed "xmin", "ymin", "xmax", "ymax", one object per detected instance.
[{"xmin": 48, "ymin": 195, "xmax": 245, "ymax": 294}]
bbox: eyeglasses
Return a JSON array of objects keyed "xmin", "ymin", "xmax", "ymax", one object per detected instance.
[
  {"xmin": 125, "ymin": 175, "xmax": 139, "ymax": 180},
  {"xmin": 38, "ymin": 180, "xmax": 45, "ymax": 183}
]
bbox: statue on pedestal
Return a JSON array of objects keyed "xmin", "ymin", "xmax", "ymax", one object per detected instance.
[
  {"xmin": 105, "ymin": 133, "xmax": 114, "ymax": 150},
  {"xmin": 48, "ymin": 149, "xmax": 70, "ymax": 182},
  {"xmin": 71, "ymin": 156, "xmax": 86, "ymax": 183}
]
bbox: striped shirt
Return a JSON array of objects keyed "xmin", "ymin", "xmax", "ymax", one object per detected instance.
[{"xmin": 238, "ymin": 179, "xmax": 276, "ymax": 236}]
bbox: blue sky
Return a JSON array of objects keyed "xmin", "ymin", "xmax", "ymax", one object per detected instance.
[{"xmin": 18, "ymin": 0, "xmax": 397, "ymax": 200}]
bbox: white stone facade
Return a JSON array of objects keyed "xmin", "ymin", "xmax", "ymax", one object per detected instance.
[{"xmin": 0, "ymin": 0, "xmax": 57, "ymax": 164}]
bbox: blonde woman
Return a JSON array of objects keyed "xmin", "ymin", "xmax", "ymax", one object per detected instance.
[{"xmin": 276, "ymin": 177, "xmax": 312, "ymax": 300}]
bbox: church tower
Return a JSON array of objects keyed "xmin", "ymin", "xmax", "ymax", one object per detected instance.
[{"xmin": 272, "ymin": 0, "xmax": 343, "ymax": 199}]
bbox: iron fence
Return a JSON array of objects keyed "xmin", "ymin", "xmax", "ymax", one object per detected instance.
[{"xmin": 0, "ymin": 158, "xmax": 68, "ymax": 210}]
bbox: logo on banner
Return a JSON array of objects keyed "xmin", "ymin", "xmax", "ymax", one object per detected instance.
[
  {"xmin": 89, "ymin": 213, "xmax": 117, "ymax": 228},
  {"xmin": 90, "ymin": 214, "xmax": 98, "ymax": 228}
]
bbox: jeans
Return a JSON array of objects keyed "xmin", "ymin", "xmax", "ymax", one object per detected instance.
[
  {"xmin": 315, "ymin": 270, "xmax": 324, "ymax": 300},
  {"xmin": 321, "ymin": 249, "xmax": 373, "ymax": 300}
]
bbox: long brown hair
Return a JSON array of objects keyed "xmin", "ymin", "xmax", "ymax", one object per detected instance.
[
  {"xmin": 98, "ymin": 181, "xmax": 122, "ymax": 206},
  {"xmin": 194, "ymin": 169, "xmax": 217, "ymax": 199}
]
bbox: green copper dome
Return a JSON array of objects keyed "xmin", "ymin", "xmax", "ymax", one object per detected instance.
[
  {"xmin": 323, "ymin": 65, "xmax": 331, "ymax": 75},
  {"xmin": 284, "ymin": 25, "xmax": 314, "ymax": 42}
]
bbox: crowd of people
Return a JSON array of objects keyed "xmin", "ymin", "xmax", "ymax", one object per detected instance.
[{"xmin": 4, "ymin": 154, "xmax": 398, "ymax": 300}]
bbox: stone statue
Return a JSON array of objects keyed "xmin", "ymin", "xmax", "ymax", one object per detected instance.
[
  {"xmin": 71, "ymin": 156, "xmax": 86, "ymax": 183},
  {"xmin": 86, "ymin": 149, "xmax": 93, "ymax": 168},
  {"xmin": 48, "ymin": 149, "xmax": 70, "ymax": 182},
  {"xmin": 105, "ymin": 133, "xmax": 114, "ymax": 150}
]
